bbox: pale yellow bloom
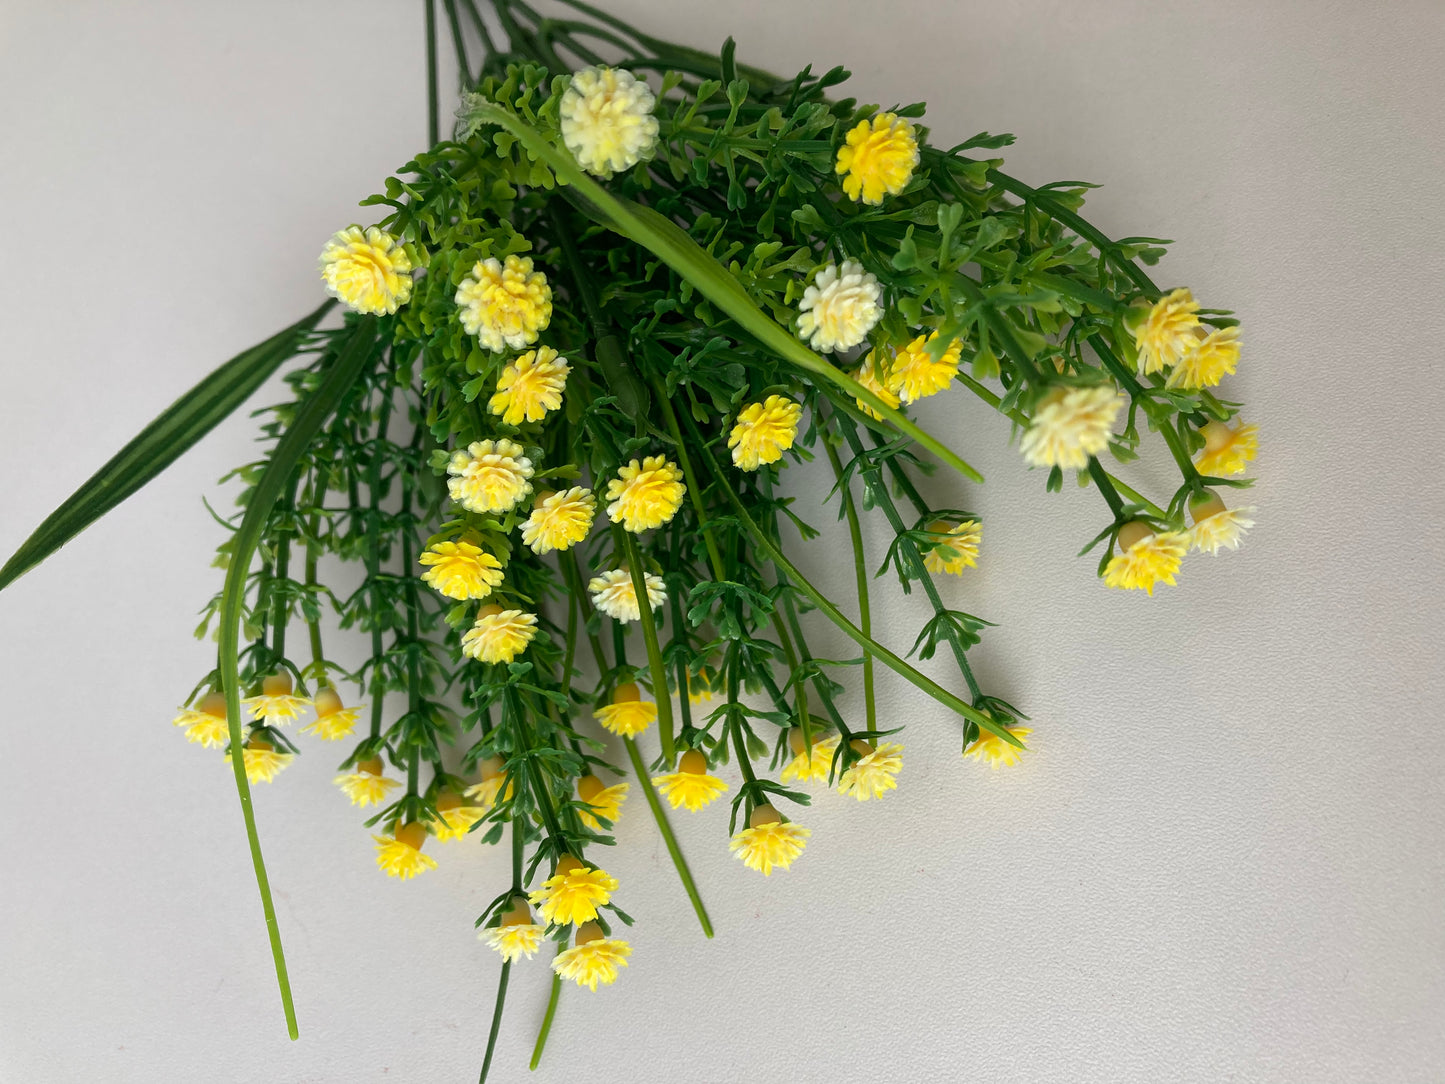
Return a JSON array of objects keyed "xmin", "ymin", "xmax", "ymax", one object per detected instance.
[
  {"xmin": 836, "ymin": 740, "xmax": 904, "ymax": 801},
  {"xmin": 464, "ymin": 756, "xmax": 513, "ymax": 811},
  {"xmin": 1187, "ymin": 493, "xmax": 1256, "ymax": 555},
  {"xmin": 728, "ymin": 395, "xmax": 803, "ymax": 470},
  {"xmin": 605, "ymin": 456, "xmax": 686, "ymax": 532},
  {"xmin": 852, "ymin": 352, "xmax": 901, "ymax": 421},
  {"xmin": 228, "ymin": 737, "xmax": 294, "ymax": 785},
  {"xmin": 729, "ymin": 805, "xmax": 810, "ymax": 876},
  {"xmin": 965, "ymin": 725, "xmax": 1033, "ymax": 769},
  {"xmin": 528, "ymin": 855, "xmax": 617, "ymax": 926},
  {"xmin": 559, "ymin": 66, "xmax": 659, "ymax": 178},
  {"xmin": 687, "ymin": 666, "xmax": 717, "ymax": 704},
  {"xmin": 455, "ymin": 254, "xmax": 552, "ymax": 352},
  {"xmin": 173, "ymin": 691, "xmax": 230, "ymax": 749},
  {"xmin": 921, "ymin": 519, "xmax": 981, "ymax": 574},
  {"xmin": 652, "ymin": 750, "xmax": 729, "ymax": 812},
  {"xmin": 520, "ymin": 487, "xmax": 596, "ymax": 554},
  {"xmin": 374, "ymin": 822, "xmax": 438, "ymax": 880},
  {"xmin": 835, "ymin": 113, "xmax": 920, "ymax": 205},
  {"xmin": 890, "ymin": 333, "xmax": 961, "ymax": 403},
  {"xmin": 481, "ymin": 901, "xmax": 546, "ymax": 962},
  {"xmin": 1167, "ymin": 327, "xmax": 1241, "ymax": 390},
  {"xmin": 577, "ymin": 775, "xmax": 629, "ymax": 832},
  {"xmin": 780, "ymin": 730, "xmax": 839, "ymax": 784},
  {"xmin": 419, "ymin": 539, "xmax": 505, "ymax": 600},
  {"xmin": 446, "ymin": 438, "xmax": 535, "ymax": 515},
  {"xmin": 1103, "ymin": 522, "xmax": 1188, "ymax": 595},
  {"xmin": 489, "ymin": 345, "xmax": 571, "ymax": 426},
  {"xmin": 552, "ymin": 922, "xmax": 631, "ymax": 990},
  {"xmin": 461, "ymin": 606, "xmax": 538, "ymax": 665},
  {"xmin": 242, "ymin": 673, "xmax": 311, "ymax": 727},
  {"xmin": 593, "ymin": 683, "xmax": 657, "ymax": 738},
  {"xmin": 587, "ymin": 568, "xmax": 666, "ymax": 623},
  {"xmin": 335, "ymin": 757, "xmax": 400, "ymax": 807},
  {"xmin": 797, "ymin": 259, "xmax": 882, "ymax": 353},
  {"xmin": 1195, "ymin": 419, "xmax": 1258, "ymax": 477},
  {"xmin": 1132, "ymin": 288, "xmax": 1201, "ymax": 374},
  {"xmin": 318, "ymin": 226, "xmax": 413, "ymax": 315},
  {"xmin": 428, "ymin": 791, "xmax": 488, "ymax": 842},
  {"xmin": 1019, "ymin": 385, "xmax": 1123, "ymax": 470},
  {"xmin": 300, "ymin": 687, "xmax": 362, "ymax": 740}
]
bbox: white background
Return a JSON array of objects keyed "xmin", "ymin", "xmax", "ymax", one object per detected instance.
[{"xmin": 2, "ymin": 2, "xmax": 1443, "ymax": 1082}]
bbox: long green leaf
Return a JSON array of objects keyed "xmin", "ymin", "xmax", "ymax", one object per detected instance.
[
  {"xmin": 217, "ymin": 315, "xmax": 379, "ymax": 1040},
  {"xmin": 0, "ymin": 299, "xmax": 335, "ymax": 593}
]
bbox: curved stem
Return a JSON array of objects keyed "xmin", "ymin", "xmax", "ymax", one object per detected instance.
[
  {"xmin": 621, "ymin": 530, "xmax": 676, "ymax": 767},
  {"xmin": 529, "ymin": 968, "xmax": 563, "ymax": 1071},
  {"xmin": 623, "ymin": 737, "xmax": 713, "ymax": 937},
  {"xmin": 477, "ymin": 961, "xmax": 511, "ymax": 1084},
  {"xmin": 821, "ymin": 436, "xmax": 876, "ymax": 734}
]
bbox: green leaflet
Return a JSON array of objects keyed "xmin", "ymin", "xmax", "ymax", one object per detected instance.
[
  {"xmin": 0, "ymin": 299, "xmax": 335, "ymax": 594},
  {"xmin": 216, "ymin": 315, "xmax": 379, "ymax": 1040}
]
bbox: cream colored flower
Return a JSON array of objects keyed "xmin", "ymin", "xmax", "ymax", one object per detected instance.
[
  {"xmin": 1019, "ymin": 385, "xmax": 1123, "ymax": 470},
  {"xmin": 921, "ymin": 520, "xmax": 981, "ymax": 574},
  {"xmin": 301, "ymin": 686, "xmax": 363, "ymax": 740},
  {"xmin": 520, "ymin": 487, "xmax": 596, "ymax": 554},
  {"xmin": 318, "ymin": 226, "xmax": 413, "ymax": 315},
  {"xmin": 242, "ymin": 673, "xmax": 311, "ymax": 727},
  {"xmin": 604, "ymin": 456, "xmax": 686, "ymax": 532},
  {"xmin": 965, "ymin": 725, "xmax": 1032, "ymax": 769},
  {"xmin": 335, "ymin": 757, "xmax": 400, "ymax": 807},
  {"xmin": 1103, "ymin": 522, "xmax": 1188, "ymax": 595},
  {"xmin": 1132, "ymin": 288, "xmax": 1201, "ymax": 375},
  {"xmin": 446, "ymin": 438, "xmax": 534, "ymax": 514},
  {"xmin": 481, "ymin": 900, "xmax": 546, "ymax": 962},
  {"xmin": 797, "ymin": 260, "xmax": 882, "ymax": 353},
  {"xmin": 227, "ymin": 736, "xmax": 294, "ymax": 785},
  {"xmin": 835, "ymin": 113, "xmax": 920, "ymax": 205},
  {"xmin": 729, "ymin": 805, "xmax": 809, "ymax": 876},
  {"xmin": 728, "ymin": 395, "xmax": 803, "ymax": 470},
  {"xmin": 559, "ymin": 66, "xmax": 659, "ymax": 178},
  {"xmin": 552, "ymin": 922, "xmax": 631, "ymax": 990},
  {"xmin": 489, "ymin": 345, "xmax": 571, "ymax": 425},
  {"xmin": 836, "ymin": 740, "xmax": 904, "ymax": 801},
  {"xmin": 587, "ymin": 568, "xmax": 665, "ymax": 623},
  {"xmin": 461, "ymin": 606, "xmax": 538, "ymax": 665},
  {"xmin": 374, "ymin": 822, "xmax": 438, "ymax": 880},
  {"xmin": 1187, "ymin": 492, "xmax": 1256, "ymax": 555},
  {"xmin": 455, "ymin": 254, "xmax": 552, "ymax": 352},
  {"xmin": 1195, "ymin": 419, "xmax": 1258, "ymax": 477},
  {"xmin": 173, "ymin": 691, "xmax": 231, "ymax": 749},
  {"xmin": 780, "ymin": 730, "xmax": 839, "ymax": 784},
  {"xmin": 1167, "ymin": 327, "xmax": 1241, "ymax": 389}
]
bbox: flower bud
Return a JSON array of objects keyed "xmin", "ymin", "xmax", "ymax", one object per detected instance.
[
  {"xmin": 1115, "ymin": 520, "xmax": 1154, "ymax": 552},
  {"xmin": 749, "ymin": 804, "xmax": 782, "ymax": 829},
  {"xmin": 1199, "ymin": 420, "xmax": 1234, "ymax": 454},
  {"xmin": 313, "ymin": 686, "xmax": 344, "ymax": 717},
  {"xmin": 357, "ymin": 756, "xmax": 384, "ymax": 777},
  {"xmin": 394, "ymin": 821, "xmax": 427, "ymax": 851},
  {"xmin": 849, "ymin": 739, "xmax": 874, "ymax": 758},
  {"xmin": 478, "ymin": 755, "xmax": 504, "ymax": 780},
  {"xmin": 678, "ymin": 749, "xmax": 708, "ymax": 775},
  {"xmin": 611, "ymin": 682, "xmax": 641, "ymax": 704},
  {"xmin": 198, "ymin": 691, "xmax": 228, "ymax": 717},
  {"xmin": 574, "ymin": 921, "xmax": 604, "ymax": 946},
  {"xmin": 577, "ymin": 774, "xmax": 607, "ymax": 803},
  {"xmin": 1189, "ymin": 490, "xmax": 1227, "ymax": 524},
  {"xmin": 554, "ymin": 853, "xmax": 584, "ymax": 876},
  {"xmin": 500, "ymin": 898, "xmax": 533, "ymax": 927},
  {"xmin": 477, "ymin": 603, "xmax": 504, "ymax": 620},
  {"xmin": 434, "ymin": 789, "xmax": 462, "ymax": 814},
  {"xmin": 246, "ymin": 736, "xmax": 273, "ymax": 752}
]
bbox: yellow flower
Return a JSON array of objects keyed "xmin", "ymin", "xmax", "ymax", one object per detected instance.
[
  {"xmin": 890, "ymin": 332, "xmax": 961, "ymax": 403},
  {"xmin": 318, "ymin": 226, "xmax": 413, "ymax": 315},
  {"xmin": 301, "ymin": 686, "xmax": 362, "ymax": 740},
  {"xmin": 1187, "ymin": 492, "xmax": 1256, "ymax": 555},
  {"xmin": 242, "ymin": 673, "xmax": 311, "ymax": 726},
  {"xmin": 728, "ymin": 395, "xmax": 803, "ymax": 470},
  {"xmin": 455, "ymin": 254, "xmax": 552, "ymax": 353},
  {"xmin": 464, "ymin": 756, "xmax": 513, "ymax": 811},
  {"xmin": 835, "ymin": 113, "xmax": 920, "ymax": 205},
  {"xmin": 1103, "ymin": 522, "xmax": 1188, "ymax": 595},
  {"xmin": 335, "ymin": 756, "xmax": 400, "ymax": 807},
  {"xmin": 797, "ymin": 259, "xmax": 882, "ymax": 353},
  {"xmin": 446, "ymin": 438, "xmax": 535, "ymax": 515},
  {"xmin": 780, "ymin": 729, "xmax": 839, "ymax": 784},
  {"xmin": 528, "ymin": 855, "xmax": 618, "ymax": 926},
  {"xmin": 1194, "ymin": 419, "xmax": 1258, "ymax": 477},
  {"xmin": 687, "ymin": 665, "xmax": 717, "ymax": 704},
  {"xmin": 587, "ymin": 568, "xmax": 666, "ymax": 623},
  {"xmin": 428, "ymin": 790, "xmax": 488, "ymax": 842},
  {"xmin": 921, "ymin": 519, "xmax": 982, "ymax": 574},
  {"xmin": 480, "ymin": 900, "xmax": 546, "ymax": 962},
  {"xmin": 374, "ymin": 822, "xmax": 438, "ymax": 880},
  {"xmin": 418, "ymin": 539, "xmax": 504, "ymax": 601},
  {"xmin": 173, "ymin": 691, "xmax": 231, "ymax": 749},
  {"xmin": 1131, "ymin": 288, "xmax": 1201, "ymax": 374},
  {"xmin": 559, "ymin": 66, "xmax": 659, "ymax": 178},
  {"xmin": 1019, "ymin": 385, "xmax": 1123, "ymax": 470},
  {"xmin": 552, "ymin": 922, "xmax": 631, "ymax": 990},
  {"xmin": 521, "ymin": 488, "xmax": 596, "ymax": 555},
  {"xmin": 652, "ymin": 749, "xmax": 729, "ymax": 812},
  {"xmin": 729, "ymin": 805, "xmax": 810, "ymax": 876},
  {"xmin": 227, "ymin": 736, "xmax": 294, "ymax": 785},
  {"xmin": 836, "ymin": 740, "xmax": 904, "ymax": 801},
  {"xmin": 852, "ymin": 352, "xmax": 901, "ymax": 421},
  {"xmin": 1167, "ymin": 327, "xmax": 1241, "ymax": 389},
  {"xmin": 489, "ymin": 345, "xmax": 571, "ymax": 426},
  {"xmin": 593, "ymin": 683, "xmax": 657, "ymax": 738},
  {"xmin": 604, "ymin": 455, "xmax": 686, "ymax": 532},
  {"xmin": 462, "ymin": 605, "xmax": 538, "ymax": 665},
  {"xmin": 965, "ymin": 725, "xmax": 1033, "ymax": 769},
  {"xmin": 577, "ymin": 775, "xmax": 629, "ymax": 831}
]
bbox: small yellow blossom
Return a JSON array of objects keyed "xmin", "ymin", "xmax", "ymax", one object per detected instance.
[
  {"xmin": 173, "ymin": 691, "xmax": 231, "ymax": 749},
  {"xmin": 1103, "ymin": 521, "xmax": 1188, "ymax": 595},
  {"xmin": 835, "ymin": 113, "xmax": 920, "ymax": 205},
  {"xmin": 480, "ymin": 900, "xmax": 546, "ymax": 962},
  {"xmin": 1167, "ymin": 327, "xmax": 1241, "ymax": 390},
  {"xmin": 552, "ymin": 922, "xmax": 631, "ymax": 990},
  {"xmin": 652, "ymin": 749, "xmax": 729, "ymax": 812},
  {"xmin": 226, "ymin": 735, "xmax": 294, "ymax": 785},
  {"xmin": 729, "ymin": 805, "xmax": 810, "ymax": 876},
  {"xmin": 852, "ymin": 352, "xmax": 901, "ymax": 421},
  {"xmin": 374, "ymin": 822, "xmax": 438, "ymax": 880},
  {"xmin": 446, "ymin": 438, "xmax": 535, "ymax": 515},
  {"xmin": 242, "ymin": 673, "xmax": 311, "ymax": 727},
  {"xmin": 489, "ymin": 345, "xmax": 571, "ymax": 426},
  {"xmin": 836, "ymin": 740, "xmax": 904, "ymax": 801},
  {"xmin": 780, "ymin": 729, "xmax": 839, "ymax": 784},
  {"xmin": 462, "ymin": 605, "xmax": 538, "ymax": 665},
  {"xmin": 318, "ymin": 226, "xmax": 413, "ymax": 315},
  {"xmin": 1132, "ymin": 288, "xmax": 1201, "ymax": 375},
  {"xmin": 890, "ymin": 333, "xmax": 962, "ymax": 403},
  {"xmin": 687, "ymin": 665, "xmax": 717, "ymax": 704},
  {"xmin": 1195, "ymin": 419, "xmax": 1258, "ymax": 477},
  {"xmin": 1187, "ymin": 492, "xmax": 1256, "ymax": 555},
  {"xmin": 520, "ymin": 487, "xmax": 596, "ymax": 554},
  {"xmin": 593, "ymin": 683, "xmax": 657, "ymax": 738},
  {"xmin": 577, "ymin": 775, "xmax": 629, "ymax": 832},
  {"xmin": 528, "ymin": 855, "xmax": 618, "ymax": 926},
  {"xmin": 335, "ymin": 756, "xmax": 400, "ymax": 807},
  {"xmin": 455, "ymin": 254, "xmax": 552, "ymax": 353},
  {"xmin": 559, "ymin": 66, "xmax": 659, "ymax": 178},
  {"xmin": 921, "ymin": 519, "xmax": 982, "ymax": 574},
  {"xmin": 587, "ymin": 568, "xmax": 666, "ymax": 623},
  {"xmin": 428, "ymin": 790, "xmax": 488, "ymax": 842},
  {"xmin": 728, "ymin": 395, "xmax": 803, "ymax": 470},
  {"xmin": 301, "ymin": 686, "xmax": 362, "ymax": 740},
  {"xmin": 418, "ymin": 539, "xmax": 505, "ymax": 601},
  {"xmin": 605, "ymin": 456, "xmax": 686, "ymax": 532},
  {"xmin": 965, "ymin": 725, "xmax": 1033, "ymax": 769},
  {"xmin": 464, "ymin": 756, "xmax": 513, "ymax": 811},
  {"xmin": 1019, "ymin": 385, "xmax": 1123, "ymax": 470},
  {"xmin": 797, "ymin": 259, "xmax": 882, "ymax": 353}
]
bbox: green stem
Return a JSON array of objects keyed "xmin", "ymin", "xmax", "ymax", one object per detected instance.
[
  {"xmin": 623, "ymin": 738, "xmax": 713, "ymax": 937},
  {"xmin": 821, "ymin": 436, "xmax": 876, "ymax": 734},
  {"xmin": 620, "ymin": 530, "xmax": 676, "ymax": 767},
  {"xmin": 425, "ymin": 0, "xmax": 440, "ymax": 146},
  {"xmin": 477, "ymin": 961, "xmax": 511, "ymax": 1084},
  {"xmin": 654, "ymin": 387, "xmax": 727, "ymax": 580},
  {"xmin": 529, "ymin": 968, "xmax": 563, "ymax": 1071}
]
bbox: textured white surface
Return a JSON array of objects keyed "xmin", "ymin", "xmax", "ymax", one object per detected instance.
[{"xmin": 1, "ymin": 2, "xmax": 1443, "ymax": 1082}]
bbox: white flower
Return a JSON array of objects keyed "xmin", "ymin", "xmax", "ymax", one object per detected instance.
[
  {"xmin": 587, "ymin": 569, "xmax": 666, "ymax": 622},
  {"xmin": 796, "ymin": 260, "xmax": 882, "ymax": 353},
  {"xmin": 1019, "ymin": 385, "xmax": 1123, "ymax": 470},
  {"xmin": 559, "ymin": 67, "xmax": 659, "ymax": 178}
]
